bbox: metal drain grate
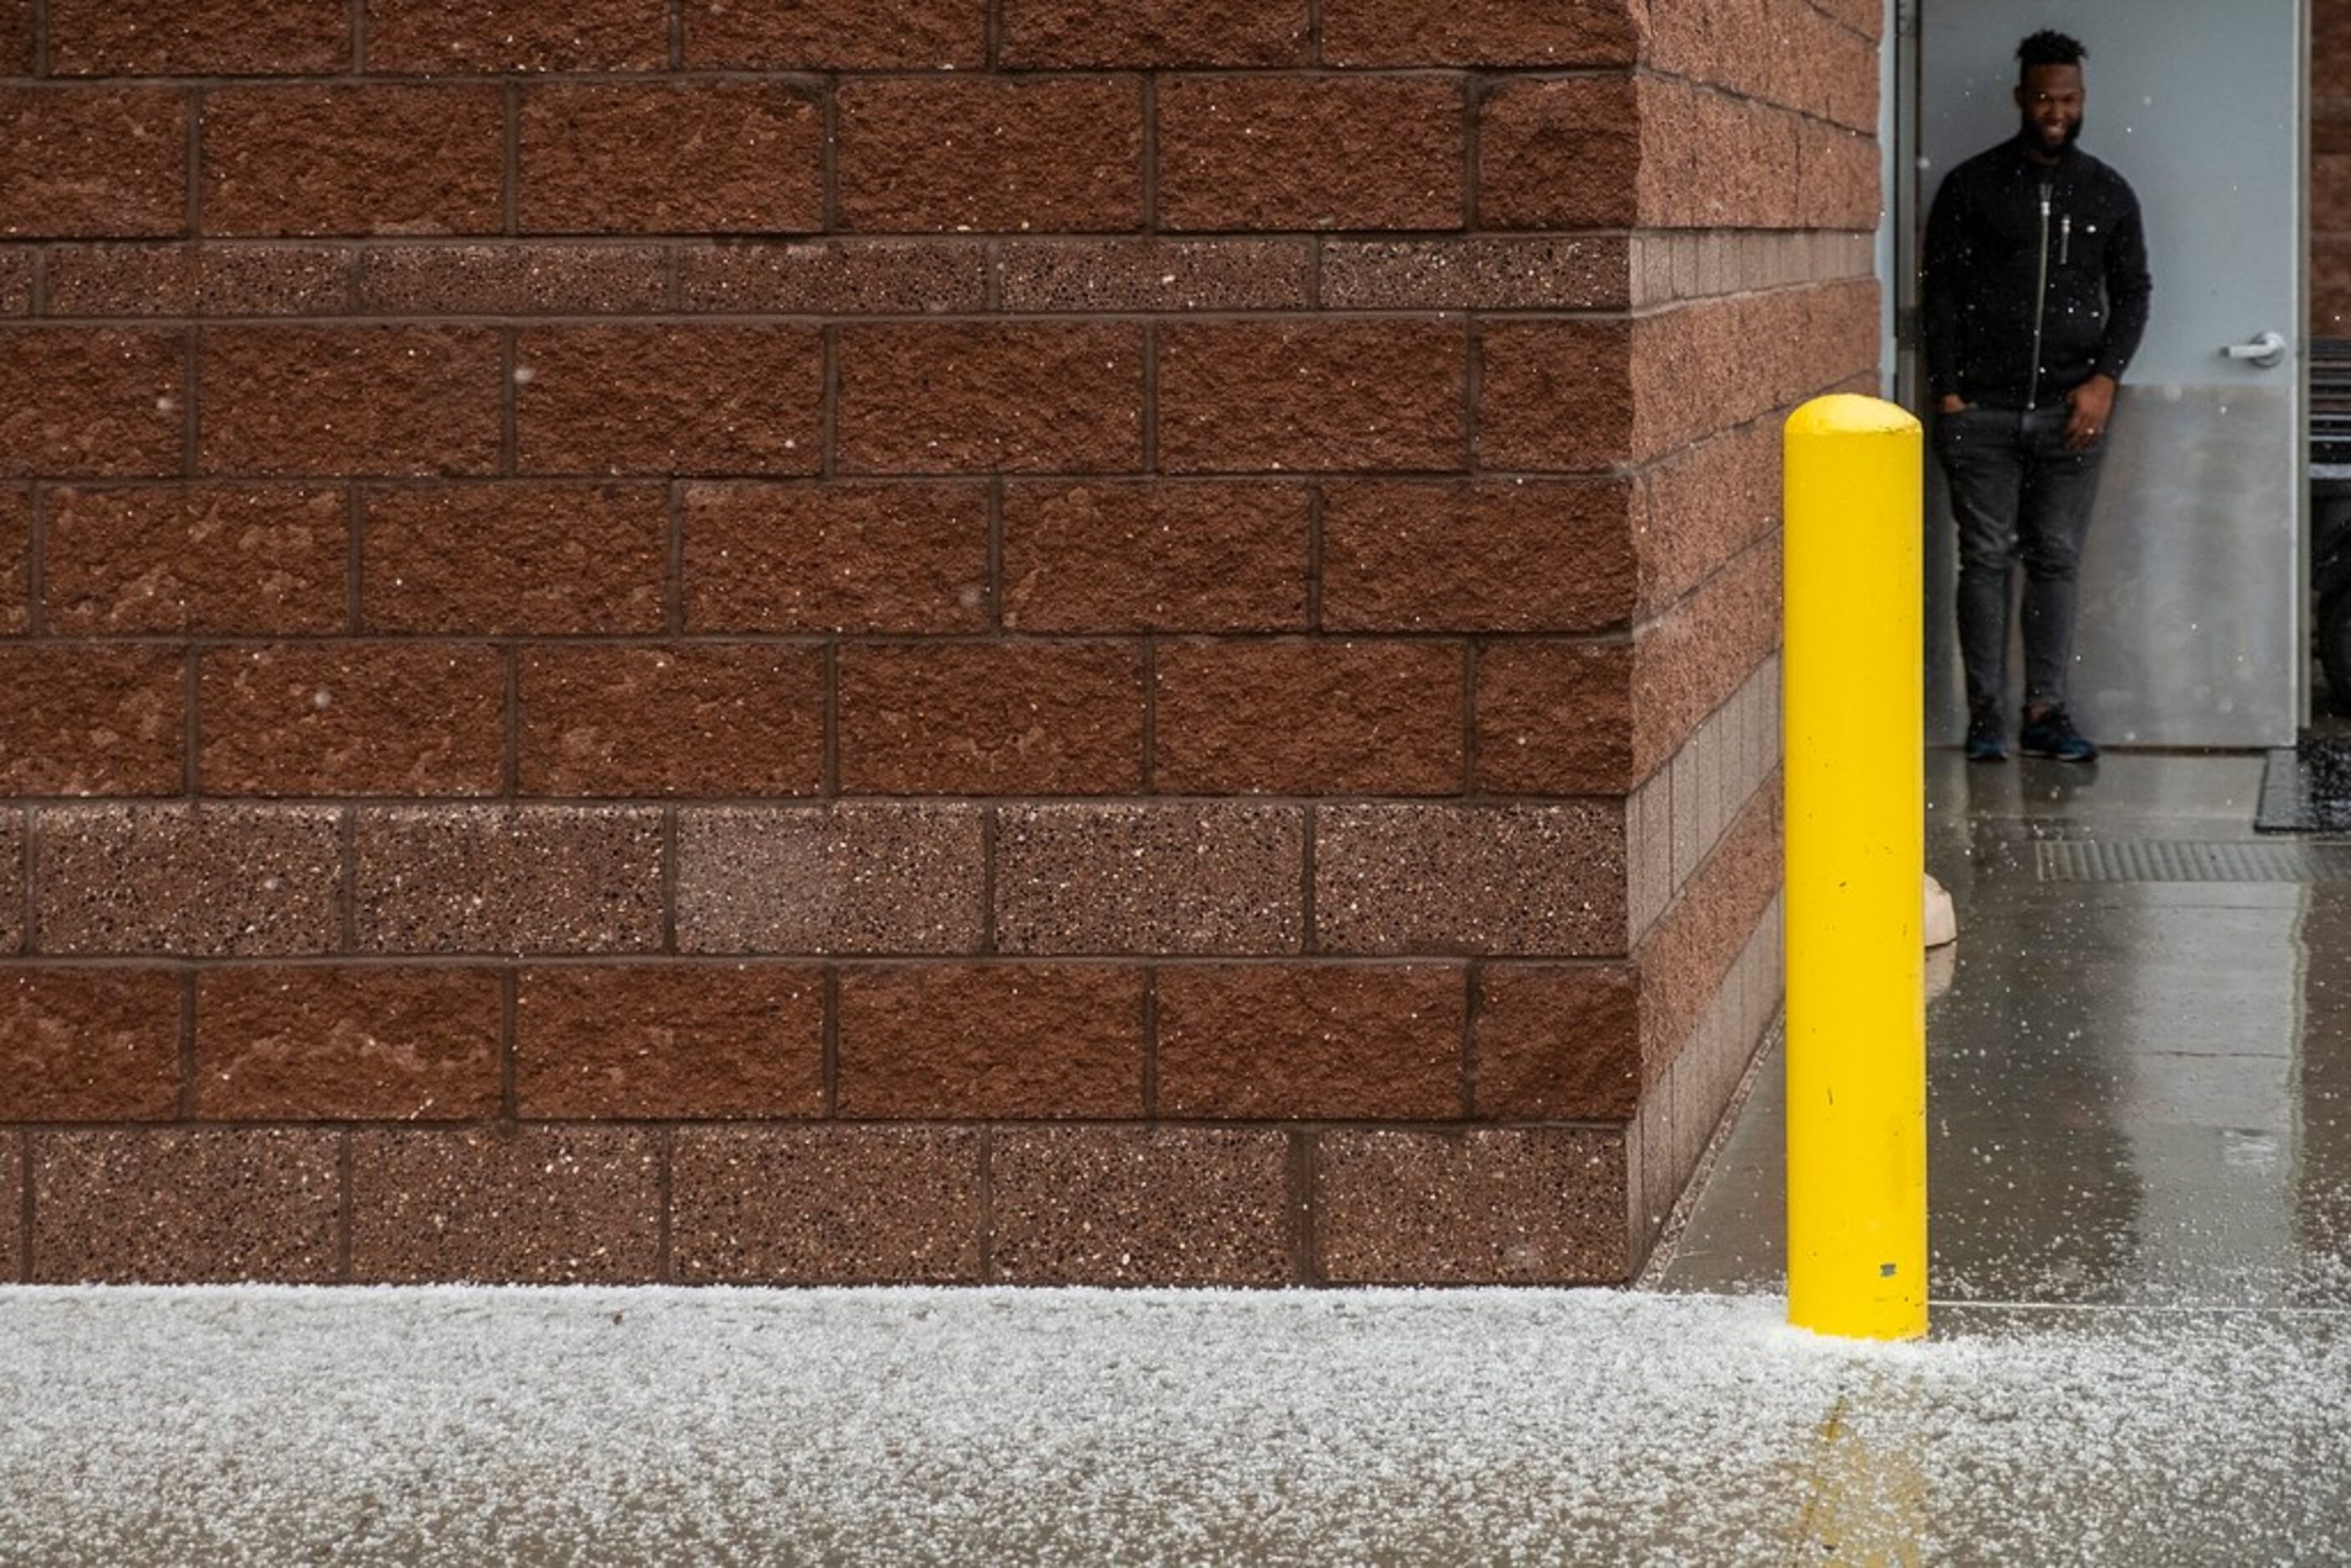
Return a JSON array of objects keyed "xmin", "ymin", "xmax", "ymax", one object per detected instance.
[{"xmin": 2036, "ymin": 839, "xmax": 2351, "ymax": 883}]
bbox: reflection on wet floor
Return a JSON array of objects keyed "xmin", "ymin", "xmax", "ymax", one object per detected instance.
[{"xmin": 1658, "ymin": 751, "xmax": 2351, "ymax": 1314}]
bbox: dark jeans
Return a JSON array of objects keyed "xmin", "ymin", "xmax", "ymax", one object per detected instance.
[{"xmin": 1934, "ymin": 404, "xmax": 2106, "ymax": 713}]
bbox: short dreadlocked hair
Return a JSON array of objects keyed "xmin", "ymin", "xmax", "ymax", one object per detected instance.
[{"xmin": 2017, "ymin": 29, "xmax": 2086, "ymax": 78}]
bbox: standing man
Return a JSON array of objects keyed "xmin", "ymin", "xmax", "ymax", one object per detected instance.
[{"xmin": 1923, "ymin": 28, "xmax": 2151, "ymax": 762}]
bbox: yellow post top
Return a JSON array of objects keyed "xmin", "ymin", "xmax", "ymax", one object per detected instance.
[{"xmin": 1785, "ymin": 393, "xmax": 1921, "ymax": 441}]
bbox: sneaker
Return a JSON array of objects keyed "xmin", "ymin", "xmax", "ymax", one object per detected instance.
[
  {"xmin": 2020, "ymin": 705, "xmax": 2098, "ymax": 761},
  {"xmin": 1965, "ymin": 703, "xmax": 2009, "ymax": 761}
]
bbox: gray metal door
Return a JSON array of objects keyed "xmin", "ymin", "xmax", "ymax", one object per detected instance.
[{"xmin": 1913, "ymin": 3, "xmax": 2304, "ymax": 747}]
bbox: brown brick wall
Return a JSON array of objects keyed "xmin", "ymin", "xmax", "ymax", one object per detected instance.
[
  {"xmin": 2319, "ymin": 0, "xmax": 2351, "ymax": 333},
  {"xmin": 0, "ymin": 0, "xmax": 1879, "ymax": 1286}
]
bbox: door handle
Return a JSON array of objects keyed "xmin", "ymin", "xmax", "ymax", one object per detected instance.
[{"xmin": 2222, "ymin": 331, "xmax": 2288, "ymax": 368}]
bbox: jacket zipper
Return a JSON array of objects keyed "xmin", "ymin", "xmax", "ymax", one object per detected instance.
[{"xmin": 2026, "ymin": 180, "xmax": 2052, "ymax": 411}]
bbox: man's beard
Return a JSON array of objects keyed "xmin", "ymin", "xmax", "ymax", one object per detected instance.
[{"xmin": 2025, "ymin": 113, "xmax": 2085, "ymax": 151}]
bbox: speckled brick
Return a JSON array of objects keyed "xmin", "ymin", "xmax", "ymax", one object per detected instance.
[
  {"xmin": 994, "ymin": 803, "xmax": 1303, "ymax": 955},
  {"xmin": 34, "ymin": 804, "xmax": 342, "ymax": 957},
  {"xmin": 1474, "ymin": 640, "xmax": 1638, "ymax": 796},
  {"xmin": 351, "ymin": 806, "xmax": 665, "ymax": 955},
  {"xmin": 46, "ymin": 245, "xmax": 351, "ymax": 317},
  {"xmin": 1001, "ymin": 0, "xmax": 1307, "ymax": 65},
  {"xmin": 837, "ymin": 77, "xmax": 1143, "ymax": 234},
  {"xmin": 1001, "ymin": 482, "xmax": 1307, "ymax": 633},
  {"xmin": 1315, "ymin": 1127, "xmax": 1630, "ymax": 1284},
  {"xmin": 0, "ymin": 488, "xmax": 21, "ymax": 634},
  {"xmin": 997, "ymin": 240, "xmax": 1310, "ymax": 313},
  {"xmin": 50, "ymin": 0, "xmax": 351, "ymax": 73},
  {"xmin": 0, "ymin": 3, "xmax": 23, "ymax": 77},
  {"xmin": 0, "ymin": 645, "xmax": 185, "ymax": 797},
  {"xmin": 0, "ymin": 249, "xmax": 26, "ymax": 315},
  {"xmin": 675, "ymin": 804, "xmax": 984, "ymax": 955},
  {"xmin": 1475, "ymin": 318, "xmax": 1634, "ymax": 473},
  {"xmin": 838, "ymin": 642, "xmax": 1145, "ymax": 795},
  {"xmin": 356, "ymin": 245, "xmax": 670, "ymax": 316},
  {"xmin": 1155, "ymin": 963, "xmax": 1464, "ymax": 1120},
  {"xmin": 1157, "ymin": 321, "xmax": 1468, "ymax": 474},
  {"xmin": 837, "ymin": 964, "xmax": 1145, "ymax": 1118},
  {"xmin": 835, "ymin": 322, "xmax": 1144, "ymax": 475},
  {"xmin": 0, "ymin": 1132, "xmax": 18, "ymax": 1279},
  {"xmin": 193, "ymin": 967, "xmax": 502, "ymax": 1121},
  {"xmin": 199, "ymin": 642, "xmax": 506, "ymax": 797},
  {"xmin": 682, "ymin": 481, "xmax": 990, "ymax": 635},
  {"xmin": 361, "ymin": 483, "xmax": 668, "ymax": 636},
  {"xmin": 348, "ymin": 1126, "xmax": 661, "ymax": 1284},
  {"xmin": 0, "ymin": 89, "xmax": 186, "ymax": 237},
  {"xmin": 678, "ymin": 240, "xmax": 989, "ymax": 315},
  {"xmin": 1314, "ymin": 802, "xmax": 1627, "ymax": 957},
  {"xmin": 520, "ymin": 83, "xmax": 823, "ymax": 235},
  {"xmin": 1320, "ymin": 236, "xmax": 1629, "ymax": 311},
  {"xmin": 1630, "ymin": 539, "xmax": 1780, "ymax": 778},
  {"xmin": 990, "ymin": 1125, "xmax": 1294, "ymax": 1286},
  {"xmin": 201, "ymin": 86, "xmax": 503, "ymax": 237},
  {"xmin": 1474, "ymin": 964, "xmax": 1641, "ymax": 1120},
  {"xmin": 31, "ymin": 1129, "xmax": 341, "ymax": 1283},
  {"xmin": 682, "ymin": 0, "xmax": 985, "ymax": 69},
  {"xmin": 670, "ymin": 1125, "xmax": 984, "ymax": 1284},
  {"xmin": 1159, "ymin": 76, "xmax": 1464, "ymax": 231},
  {"xmin": 518, "ymin": 645, "xmax": 824, "ymax": 797},
  {"xmin": 198, "ymin": 326, "xmax": 502, "ymax": 478},
  {"xmin": 1320, "ymin": 0, "xmax": 1636, "ymax": 64},
  {"xmin": 1636, "ymin": 418, "xmax": 1781, "ymax": 615},
  {"xmin": 515, "ymin": 964, "xmax": 825, "ymax": 1120},
  {"xmin": 367, "ymin": 0, "xmax": 669, "ymax": 72},
  {"xmin": 1633, "ymin": 785, "xmax": 1780, "ymax": 1080},
  {"xmin": 1152, "ymin": 640, "xmax": 1463, "ymax": 796},
  {"xmin": 0, "ymin": 328, "xmax": 185, "ymax": 478},
  {"xmin": 0, "ymin": 811, "xmax": 21, "ymax": 952},
  {"xmin": 1321, "ymin": 479, "xmax": 1636, "ymax": 633},
  {"xmin": 514, "ymin": 325, "xmax": 823, "ymax": 477},
  {"xmin": 1476, "ymin": 76, "xmax": 1641, "ymax": 230},
  {"xmin": 1, "ymin": 969, "xmax": 181, "ymax": 1121}
]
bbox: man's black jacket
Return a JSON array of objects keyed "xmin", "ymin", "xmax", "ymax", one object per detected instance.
[{"xmin": 1922, "ymin": 132, "xmax": 2151, "ymax": 408}]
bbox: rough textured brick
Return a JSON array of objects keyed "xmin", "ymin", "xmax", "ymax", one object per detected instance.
[
  {"xmin": 199, "ymin": 643, "xmax": 504, "ymax": 797},
  {"xmin": 0, "ymin": 969, "xmax": 181, "ymax": 1121},
  {"xmin": 0, "ymin": 329, "xmax": 185, "ymax": 478},
  {"xmin": 202, "ymin": 87, "xmax": 503, "ymax": 238},
  {"xmin": 0, "ymin": 487, "xmax": 22, "ymax": 634},
  {"xmin": 837, "ymin": 323, "xmax": 1144, "ymax": 475},
  {"xmin": 517, "ymin": 645, "xmax": 824, "ymax": 797},
  {"xmin": 1315, "ymin": 1127, "xmax": 1629, "ymax": 1284},
  {"xmin": 997, "ymin": 239, "xmax": 1310, "ymax": 312},
  {"xmin": 0, "ymin": 89, "xmax": 187, "ymax": 238},
  {"xmin": 1477, "ymin": 76, "xmax": 1641, "ymax": 229},
  {"xmin": 1474, "ymin": 964, "xmax": 1641, "ymax": 1120},
  {"xmin": 516, "ymin": 964, "xmax": 824, "ymax": 1120},
  {"xmin": 1152, "ymin": 640, "xmax": 1462, "ymax": 796},
  {"xmin": 683, "ymin": 0, "xmax": 986, "ymax": 69},
  {"xmin": 1156, "ymin": 964, "xmax": 1464, "ymax": 1120},
  {"xmin": 675, "ymin": 804, "xmax": 985, "ymax": 955},
  {"xmin": 0, "ymin": 247, "xmax": 26, "ymax": 314},
  {"xmin": 837, "ymin": 964, "xmax": 1145, "ymax": 1118},
  {"xmin": 1002, "ymin": 481, "xmax": 1307, "ymax": 633},
  {"xmin": 991, "ymin": 1126, "xmax": 1294, "ymax": 1285},
  {"xmin": 1475, "ymin": 318, "xmax": 1633, "ymax": 473},
  {"xmin": 34, "ymin": 804, "xmax": 342, "ymax": 956},
  {"xmin": 199, "ymin": 326, "xmax": 501, "ymax": 478},
  {"xmin": 515, "ymin": 326, "xmax": 823, "ymax": 477},
  {"xmin": 31, "ymin": 1129, "xmax": 341, "ymax": 1283},
  {"xmin": 1321, "ymin": 480, "xmax": 1636, "ymax": 632},
  {"xmin": 361, "ymin": 483, "xmax": 667, "ymax": 636},
  {"xmin": 995, "ymin": 804, "xmax": 1303, "ymax": 956},
  {"xmin": 670, "ymin": 1126, "xmax": 983, "ymax": 1284},
  {"xmin": 838, "ymin": 642, "xmax": 1145, "ymax": 795},
  {"xmin": 1159, "ymin": 77, "xmax": 1464, "ymax": 231},
  {"xmin": 368, "ymin": 0, "xmax": 669, "ymax": 72},
  {"xmin": 0, "ymin": 646, "xmax": 184, "ymax": 797},
  {"xmin": 1157, "ymin": 321, "xmax": 1467, "ymax": 473},
  {"xmin": 1634, "ymin": 419, "xmax": 1780, "ymax": 615},
  {"xmin": 1474, "ymin": 640, "xmax": 1638, "ymax": 795},
  {"xmin": 520, "ymin": 83, "xmax": 823, "ymax": 235},
  {"xmin": 193, "ymin": 967, "xmax": 502, "ymax": 1121},
  {"xmin": 0, "ymin": 1131, "xmax": 16, "ymax": 1280},
  {"xmin": 679, "ymin": 240, "xmax": 989, "ymax": 315},
  {"xmin": 1633, "ymin": 784, "xmax": 1780, "ymax": 1078},
  {"xmin": 1002, "ymin": 0, "xmax": 1307, "ymax": 65},
  {"xmin": 348, "ymin": 1126, "xmax": 661, "ymax": 1283},
  {"xmin": 1320, "ymin": 236, "xmax": 1628, "ymax": 311},
  {"xmin": 0, "ymin": 812, "xmax": 19, "ymax": 952},
  {"xmin": 50, "ymin": 0, "xmax": 351, "ymax": 73},
  {"xmin": 837, "ymin": 78, "xmax": 1143, "ymax": 234},
  {"xmin": 1628, "ymin": 539, "xmax": 1779, "ymax": 776},
  {"xmin": 47, "ymin": 245, "xmax": 351, "ymax": 317},
  {"xmin": 1321, "ymin": 0, "xmax": 1636, "ymax": 65},
  {"xmin": 1315, "ymin": 802, "xmax": 1627, "ymax": 957},
  {"xmin": 351, "ymin": 806, "xmax": 665, "ymax": 955},
  {"xmin": 1798, "ymin": 119, "xmax": 1882, "ymax": 230},
  {"xmin": 356, "ymin": 245, "xmax": 669, "ymax": 316},
  {"xmin": 683, "ymin": 481, "xmax": 990, "ymax": 635}
]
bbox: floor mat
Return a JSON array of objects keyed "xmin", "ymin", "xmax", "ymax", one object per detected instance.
[{"xmin": 2255, "ymin": 737, "xmax": 2351, "ymax": 832}]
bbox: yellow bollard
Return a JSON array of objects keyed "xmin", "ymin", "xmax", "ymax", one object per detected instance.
[{"xmin": 1782, "ymin": 393, "xmax": 1928, "ymax": 1341}]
